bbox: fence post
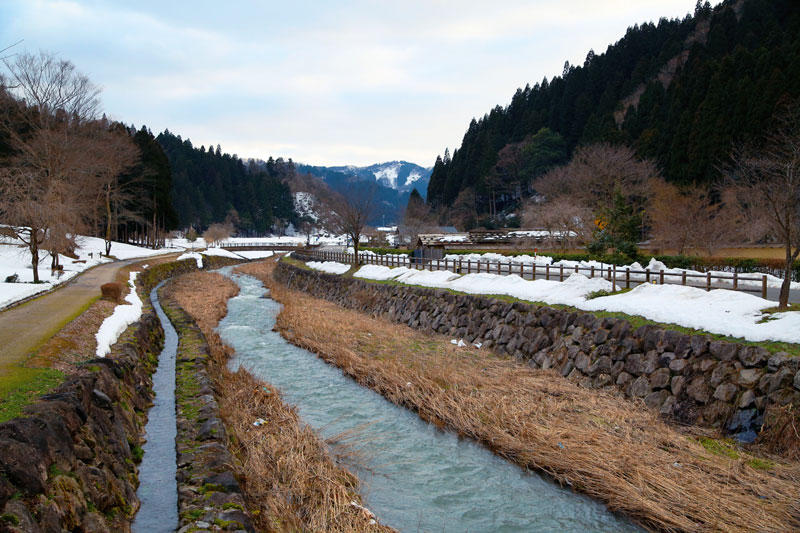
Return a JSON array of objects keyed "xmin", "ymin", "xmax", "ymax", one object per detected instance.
[
  {"xmin": 646, "ymin": 268, "xmax": 650, "ymax": 283},
  {"xmin": 762, "ymin": 275, "xmax": 767, "ymax": 299},
  {"xmin": 659, "ymin": 271, "xmax": 664, "ymax": 285},
  {"xmin": 590, "ymin": 265, "xmax": 594, "ymax": 278},
  {"xmin": 559, "ymin": 264, "xmax": 564, "ymax": 282},
  {"xmin": 733, "ymin": 272, "xmax": 738, "ymax": 291},
  {"xmin": 706, "ymin": 272, "xmax": 711, "ymax": 292},
  {"xmin": 546, "ymin": 264, "xmax": 550, "ymax": 280},
  {"xmin": 613, "ymin": 265, "xmax": 617, "ymax": 291},
  {"xmin": 682, "ymin": 271, "xmax": 686, "ymax": 286},
  {"xmin": 625, "ymin": 268, "xmax": 630, "ymax": 289},
  {"xmin": 532, "ymin": 262, "xmax": 536, "ymax": 280}
]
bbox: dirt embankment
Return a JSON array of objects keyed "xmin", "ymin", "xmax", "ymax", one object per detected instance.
[
  {"xmin": 239, "ymin": 259, "xmax": 800, "ymax": 533},
  {"xmin": 165, "ymin": 271, "xmax": 393, "ymax": 532}
]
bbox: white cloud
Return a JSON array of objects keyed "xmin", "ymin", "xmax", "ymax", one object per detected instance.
[{"xmin": 0, "ymin": 0, "xmax": 708, "ymax": 166}]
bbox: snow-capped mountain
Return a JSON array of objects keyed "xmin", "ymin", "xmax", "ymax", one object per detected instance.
[
  {"xmin": 297, "ymin": 161, "xmax": 432, "ymax": 196},
  {"xmin": 294, "ymin": 161, "xmax": 432, "ymax": 225}
]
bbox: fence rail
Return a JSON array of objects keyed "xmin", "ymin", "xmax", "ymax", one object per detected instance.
[{"xmin": 297, "ymin": 250, "xmax": 771, "ymax": 298}]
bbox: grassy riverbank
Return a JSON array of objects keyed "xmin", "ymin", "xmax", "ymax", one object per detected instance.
[
  {"xmin": 165, "ymin": 271, "xmax": 393, "ymax": 532},
  {"xmin": 241, "ymin": 259, "xmax": 800, "ymax": 533}
]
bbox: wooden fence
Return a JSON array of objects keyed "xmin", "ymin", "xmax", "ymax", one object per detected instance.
[{"xmin": 297, "ymin": 250, "xmax": 770, "ymax": 298}]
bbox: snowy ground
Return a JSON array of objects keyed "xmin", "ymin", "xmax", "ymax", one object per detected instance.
[
  {"xmin": 307, "ymin": 261, "xmax": 352, "ymax": 275},
  {"xmin": 347, "ymin": 250, "xmax": 799, "ymax": 292},
  {"xmin": 234, "ymin": 250, "xmax": 275, "ymax": 260},
  {"xmin": 95, "ymin": 271, "xmax": 143, "ymax": 357},
  {"xmin": 0, "ymin": 234, "xmax": 182, "ymax": 309},
  {"xmin": 351, "ymin": 264, "xmax": 800, "ymax": 344},
  {"xmin": 441, "ymin": 253, "xmax": 800, "ymax": 291}
]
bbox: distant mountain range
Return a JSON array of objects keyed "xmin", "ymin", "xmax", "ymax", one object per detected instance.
[{"xmin": 296, "ymin": 161, "xmax": 432, "ymax": 225}]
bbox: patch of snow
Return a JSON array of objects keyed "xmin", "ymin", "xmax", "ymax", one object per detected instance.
[
  {"xmin": 95, "ymin": 271, "xmax": 143, "ymax": 357},
  {"xmin": 354, "ymin": 265, "xmax": 413, "ymax": 281},
  {"xmin": 201, "ymin": 248, "xmax": 242, "ymax": 259},
  {"xmin": 177, "ymin": 252, "xmax": 203, "ymax": 268},
  {"xmin": 372, "ymin": 164, "xmax": 400, "ymax": 189},
  {"xmin": 406, "ymin": 171, "xmax": 422, "ymax": 185},
  {"xmin": 350, "ymin": 264, "xmax": 800, "ymax": 343},
  {"xmin": 294, "ymin": 191, "xmax": 319, "ymax": 221},
  {"xmin": 307, "ymin": 261, "xmax": 351, "ymax": 274},
  {"xmin": 0, "ymin": 230, "xmax": 179, "ymax": 308},
  {"xmin": 235, "ymin": 250, "xmax": 275, "ymax": 259}
]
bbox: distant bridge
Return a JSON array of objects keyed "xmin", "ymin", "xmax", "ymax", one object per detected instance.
[{"xmin": 218, "ymin": 242, "xmax": 316, "ymax": 252}]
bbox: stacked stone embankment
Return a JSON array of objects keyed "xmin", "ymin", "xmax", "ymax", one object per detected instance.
[
  {"xmin": 276, "ymin": 261, "xmax": 800, "ymax": 440},
  {"xmin": 0, "ymin": 312, "xmax": 162, "ymax": 532}
]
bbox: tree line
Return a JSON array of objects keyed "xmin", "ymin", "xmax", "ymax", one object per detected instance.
[{"xmin": 157, "ymin": 131, "xmax": 297, "ymax": 236}]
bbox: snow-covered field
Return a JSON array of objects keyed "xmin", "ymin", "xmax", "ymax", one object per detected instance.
[
  {"xmin": 352, "ymin": 264, "xmax": 800, "ymax": 344},
  {"xmin": 234, "ymin": 250, "xmax": 275, "ymax": 259},
  {"xmin": 307, "ymin": 261, "xmax": 352, "ymax": 274},
  {"xmin": 0, "ymin": 234, "xmax": 181, "ymax": 308},
  {"xmin": 440, "ymin": 253, "xmax": 799, "ymax": 291}
]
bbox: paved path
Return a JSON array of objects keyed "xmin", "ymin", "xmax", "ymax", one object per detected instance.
[{"xmin": 0, "ymin": 255, "xmax": 175, "ymax": 373}]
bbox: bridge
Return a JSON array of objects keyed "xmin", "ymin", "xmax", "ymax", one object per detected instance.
[{"xmin": 218, "ymin": 242, "xmax": 317, "ymax": 252}]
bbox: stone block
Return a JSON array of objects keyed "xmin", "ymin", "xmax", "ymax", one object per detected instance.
[
  {"xmin": 671, "ymin": 375, "xmax": 685, "ymax": 397},
  {"xmin": 687, "ymin": 377, "xmax": 711, "ymax": 404},
  {"xmin": 737, "ymin": 368, "xmax": 762, "ymax": 387},
  {"xmin": 645, "ymin": 389, "xmax": 670, "ymax": 410},
  {"xmin": 709, "ymin": 341, "xmax": 737, "ymax": 361},
  {"xmin": 738, "ymin": 346, "xmax": 768, "ymax": 367},
  {"xmin": 738, "ymin": 389, "xmax": 755, "ymax": 408},
  {"xmin": 649, "ymin": 368, "xmax": 671, "ymax": 389},
  {"xmin": 669, "ymin": 359, "xmax": 688, "ymax": 373},
  {"xmin": 713, "ymin": 383, "xmax": 738, "ymax": 403},
  {"xmin": 628, "ymin": 376, "xmax": 651, "ymax": 398}
]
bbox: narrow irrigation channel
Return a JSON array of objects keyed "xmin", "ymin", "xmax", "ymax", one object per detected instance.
[
  {"xmin": 218, "ymin": 269, "xmax": 641, "ymax": 532},
  {"xmin": 132, "ymin": 282, "xmax": 179, "ymax": 533}
]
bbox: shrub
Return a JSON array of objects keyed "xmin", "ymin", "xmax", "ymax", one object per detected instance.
[{"xmin": 100, "ymin": 282, "xmax": 123, "ymax": 303}]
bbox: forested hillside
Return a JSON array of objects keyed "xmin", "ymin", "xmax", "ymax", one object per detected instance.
[
  {"xmin": 427, "ymin": 0, "xmax": 800, "ymax": 213},
  {"xmin": 157, "ymin": 131, "xmax": 297, "ymax": 234}
]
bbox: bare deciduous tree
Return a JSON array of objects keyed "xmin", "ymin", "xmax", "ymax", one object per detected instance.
[
  {"xmin": 327, "ymin": 185, "xmax": 375, "ymax": 263},
  {"xmin": 536, "ymin": 143, "xmax": 658, "ymax": 214},
  {"xmin": 0, "ymin": 52, "xmax": 101, "ymax": 281},
  {"xmin": 648, "ymin": 180, "xmax": 737, "ymax": 256},
  {"xmin": 732, "ymin": 101, "xmax": 800, "ymax": 309},
  {"xmin": 521, "ymin": 196, "xmax": 592, "ymax": 249},
  {"xmin": 203, "ymin": 222, "xmax": 234, "ymax": 247},
  {"xmin": 89, "ymin": 122, "xmax": 140, "ymax": 256}
]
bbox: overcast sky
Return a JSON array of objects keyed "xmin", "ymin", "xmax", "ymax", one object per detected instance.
[{"xmin": 1, "ymin": 1, "xmax": 708, "ymax": 167}]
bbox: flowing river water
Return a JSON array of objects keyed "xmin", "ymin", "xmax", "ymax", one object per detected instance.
[
  {"xmin": 133, "ymin": 282, "xmax": 178, "ymax": 533},
  {"xmin": 217, "ymin": 268, "xmax": 641, "ymax": 532}
]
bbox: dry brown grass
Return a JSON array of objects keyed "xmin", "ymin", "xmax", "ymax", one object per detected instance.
[
  {"xmin": 236, "ymin": 259, "xmax": 800, "ymax": 533},
  {"xmin": 166, "ymin": 271, "xmax": 393, "ymax": 533}
]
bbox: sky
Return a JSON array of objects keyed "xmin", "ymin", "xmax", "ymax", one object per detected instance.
[{"xmin": 0, "ymin": 1, "xmax": 708, "ymax": 168}]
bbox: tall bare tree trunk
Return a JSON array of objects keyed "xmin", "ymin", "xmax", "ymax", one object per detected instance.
[{"xmin": 104, "ymin": 184, "xmax": 113, "ymax": 256}]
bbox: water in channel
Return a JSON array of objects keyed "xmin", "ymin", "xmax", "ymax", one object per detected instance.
[
  {"xmin": 217, "ymin": 268, "xmax": 641, "ymax": 533},
  {"xmin": 132, "ymin": 282, "xmax": 178, "ymax": 533}
]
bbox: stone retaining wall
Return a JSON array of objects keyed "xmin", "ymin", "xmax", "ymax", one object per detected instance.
[
  {"xmin": 276, "ymin": 261, "xmax": 800, "ymax": 441},
  {"xmin": 0, "ymin": 310, "xmax": 163, "ymax": 533}
]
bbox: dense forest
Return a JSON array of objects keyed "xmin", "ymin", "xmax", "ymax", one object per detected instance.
[
  {"xmin": 157, "ymin": 131, "xmax": 297, "ymax": 235},
  {"xmin": 427, "ymin": 0, "xmax": 800, "ymax": 214}
]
